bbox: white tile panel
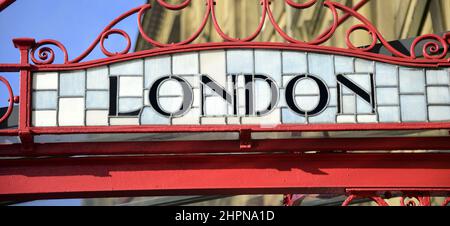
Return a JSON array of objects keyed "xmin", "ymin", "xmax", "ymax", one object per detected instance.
[
  {"xmin": 227, "ymin": 50, "xmax": 253, "ymax": 74},
  {"xmin": 110, "ymin": 59, "xmax": 143, "ymax": 75},
  {"xmin": 428, "ymin": 106, "xmax": 450, "ymax": 121},
  {"xmin": 376, "ymin": 88, "xmax": 399, "ymax": 105},
  {"xmin": 426, "ymin": 69, "xmax": 449, "ymax": 85},
  {"xmin": 145, "ymin": 55, "xmax": 171, "ymax": 87},
  {"xmin": 201, "ymin": 117, "xmax": 227, "ymax": 125},
  {"xmin": 172, "ymin": 52, "xmax": 199, "ymax": 75},
  {"xmin": 140, "ymin": 107, "xmax": 170, "ymax": 125},
  {"xmin": 33, "ymin": 91, "xmax": 57, "ymax": 109},
  {"xmin": 427, "ymin": 87, "xmax": 450, "ymax": 104},
  {"xmin": 375, "ymin": 63, "xmax": 398, "ymax": 86},
  {"xmin": 33, "ymin": 72, "xmax": 58, "ymax": 90},
  {"xmin": 32, "ymin": 110, "xmax": 57, "ymax": 127},
  {"xmin": 309, "ymin": 107, "xmax": 337, "ymax": 123},
  {"xmin": 354, "ymin": 59, "xmax": 373, "ymax": 73},
  {"xmin": 58, "ymin": 98, "xmax": 85, "ymax": 126},
  {"xmin": 119, "ymin": 76, "xmax": 143, "ymax": 97},
  {"xmin": 378, "ymin": 106, "xmax": 400, "ymax": 123},
  {"xmin": 399, "ymin": 68, "xmax": 425, "ymax": 93},
  {"xmin": 86, "ymin": 110, "xmax": 109, "ymax": 126},
  {"xmin": 172, "ymin": 108, "xmax": 200, "ymax": 125},
  {"xmin": 308, "ymin": 53, "xmax": 335, "ymax": 87},
  {"xmin": 400, "ymin": 95, "xmax": 427, "ymax": 122},
  {"xmin": 334, "ymin": 56, "xmax": 354, "ymax": 74},
  {"xmin": 255, "ymin": 50, "xmax": 282, "ymax": 86},
  {"xmin": 86, "ymin": 91, "xmax": 109, "ymax": 109},
  {"xmin": 109, "ymin": 117, "xmax": 140, "ymax": 126},
  {"xmin": 87, "ymin": 67, "xmax": 109, "ymax": 90},
  {"xmin": 200, "ymin": 50, "xmax": 226, "ymax": 86},
  {"xmin": 59, "ymin": 70, "xmax": 85, "ymax": 96},
  {"xmin": 282, "ymin": 51, "xmax": 307, "ymax": 74}
]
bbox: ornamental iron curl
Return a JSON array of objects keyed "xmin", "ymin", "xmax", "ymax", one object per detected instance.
[
  {"xmin": 27, "ymin": 0, "xmax": 449, "ymax": 65},
  {"xmin": 0, "ymin": 76, "xmax": 18, "ymax": 124}
]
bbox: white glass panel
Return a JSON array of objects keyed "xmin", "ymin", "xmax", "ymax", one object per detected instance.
[
  {"xmin": 110, "ymin": 59, "xmax": 143, "ymax": 75},
  {"xmin": 354, "ymin": 59, "xmax": 373, "ymax": 73},
  {"xmin": 357, "ymin": 115, "xmax": 377, "ymax": 123},
  {"xmin": 59, "ymin": 70, "xmax": 85, "ymax": 96},
  {"xmin": 334, "ymin": 56, "xmax": 354, "ymax": 73},
  {"xmin": 279, "ymin": 89, "xmax": 286, "ymax": 107},
  {"xmin": 172, "ymin": 108, "xmax": 200, "ymax": 125},
  {"xmin": 399, "ymin": 68, "xmax": 425, "ymax": 93},
  {"xmin": 376, "ymin": 88, "xmax": 399, "ymax": 105},
  {"xmin": 33, "ymin": 91, "xmax": 57, "ymax": 109},
  {"xmin": 144, "ymin": 90, "xmax": 150, "ymax": 106},
  {"xmin": 172, "ymin": 52, "xmax": 199, "ymax": 75},
  {"xmin": 281, "ymin": 108, "xmax": 306, "ymax": 124},
  {"xmin": 254, "ymin": 80, "xmax": 271, "ymax": 112},
  {"xmin": 282, "ymin": 51, "xmax": 307, "ymax": 74},
  {"xmin": 357, "ymin": 98, "xmax": 373, "ymax": 114},
  {"xmin": 309, "ymin": 107, "xmax": 337, "ymax": 123},
  {"xmin": 241, "ymin": 109, "xmax": 280, "ymax": 125},
  {"xmin": 119, "ymin": 98, "xmax": 143, "ymax": 113},
  {"xmin": 255, "ymin": 50, "xmax": 281, "ymax": 86},
  {"xmin": 375, "ymin": 63, "xmax": 398, "ymax": 86},
  {"xmin": 427, "ymin": 87, "xmax": 450, "ymax": 104},
  {"xmin": 308, "ymin": 53, "xmax": 335, "ymax": 87},
  {"xmin": 226, "ymin": 117, "xmax": 240, "ymax": 125},
  {"xmin": 295, "ymin": 78, "xmax": 319, "ymax": 95},
  {"xmin": 342, "ymin": 95, "xmax": 356, "ymax": 114},
  {"xmin": 192, "ymin": 88, "xmax": 201, "ymax": 108},
  {"xmin": 33, "ymin": 72, "xmax": 58, "ymax": 90},
  {"xmin": 140, "ymin": 106, "xmax": 170, "ymax": 125},
  {"xmin": 145, "ymin": 55, "xmax": 171, "ymax": 87},
  {"xmin": 426, "ymin": 69, "xmax": 449, "ymax": 85},
  {"xmin": 227, "ymin": 50, "xmax": 253, "ymax": 74},
  {"xmin": 378, "ymin": 106, "xmax": 400, "ymax": 122},
  {"xmin": 158, "ymin": 96, "xmax": 183, "ymax": 113},
  {"xmin": 32, "ymin": 110, "xmax": 57, "ymax": 127},
  {"xmin": 295, "ymin": 96, "xmax": 319, "ymax": 112},
  {"xmin": 87, "ymin": 67, "xmax": 109, "ymax": 89},
  {"xmin": 58, "ymin": 98, "xmax": 85, "ymax": 126},
  {"xmin": 329, "ymin": 88, "xmax": 337, "ymax": 106},
  {"xmin": 109, "ymin": 117, "xmax": 139, "ymax": 125},
  {"xmin": 201, "ymin": 117, "xmax": 227, "ymax": 125},
  {"xmin": 86, "ymin": 110, "xmax": 109, "ymax": 126},
  {"xmin": 158, "ymin": 79, "xmax": 183, "ymax": 96},
  {"xmin": 428, "ymin": 106, "xmax": 450, "ymax": 121},
  {"xmin": 337, "ymin": 115, "xmax": 356, "ymax": 123},
  {"xmin": 200, "ymin": 50, "xmax": 226, "ymax": 86},
  {"xmin": 119, "ymin": 76, "xmax": 143, "ymax": 97},
  {"xmin": 205, "ymin": 96, "xmax": 227, "ymax": 115},
  {"xmin": 400, "ymin": 95, "xmax": 427, "ymax": 122},
  {"xmin": 86, "ymin": 91, "xmax": 109, "ymax": 109}
]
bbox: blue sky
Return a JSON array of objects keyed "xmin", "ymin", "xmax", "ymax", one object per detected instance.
[
  {"xmin": 0, "ymin": 0, "xmax": 146, "ymax": 206},
  {"xmin": 0, "ymin": 0, "xmax": 145, "ymax": 107}
]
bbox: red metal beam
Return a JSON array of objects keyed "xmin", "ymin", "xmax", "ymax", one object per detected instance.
[
  {"xmin": 0, "ymin": 153, "xmax": 449, "ymax": 201},
  {"xmin": 1, "ymin": 137, "xmax": 450, "ymax": 157}
]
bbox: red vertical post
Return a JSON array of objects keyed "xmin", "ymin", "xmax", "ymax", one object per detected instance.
[{"xmin": 13, "ymin": 38, "xmax": 35, "ymax": 148}]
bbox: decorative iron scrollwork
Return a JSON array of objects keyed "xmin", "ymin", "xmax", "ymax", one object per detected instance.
[
  {"xmin": 0, "ymin": 76, "xmax": 18, "ymax": 124},
  {"xmin": 27, "ymin": 0, "xmax": 449, "ymax": 65}
]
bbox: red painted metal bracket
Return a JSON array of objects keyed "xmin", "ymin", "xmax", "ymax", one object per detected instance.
[{"xmin": 0, "ymin": 153, "xmax": 449, "ymax": 201}]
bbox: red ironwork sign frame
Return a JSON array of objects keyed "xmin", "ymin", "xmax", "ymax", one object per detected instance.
[{"xmin": 0, "ymin": 0, "xmax": 449, "ymax": 205}]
